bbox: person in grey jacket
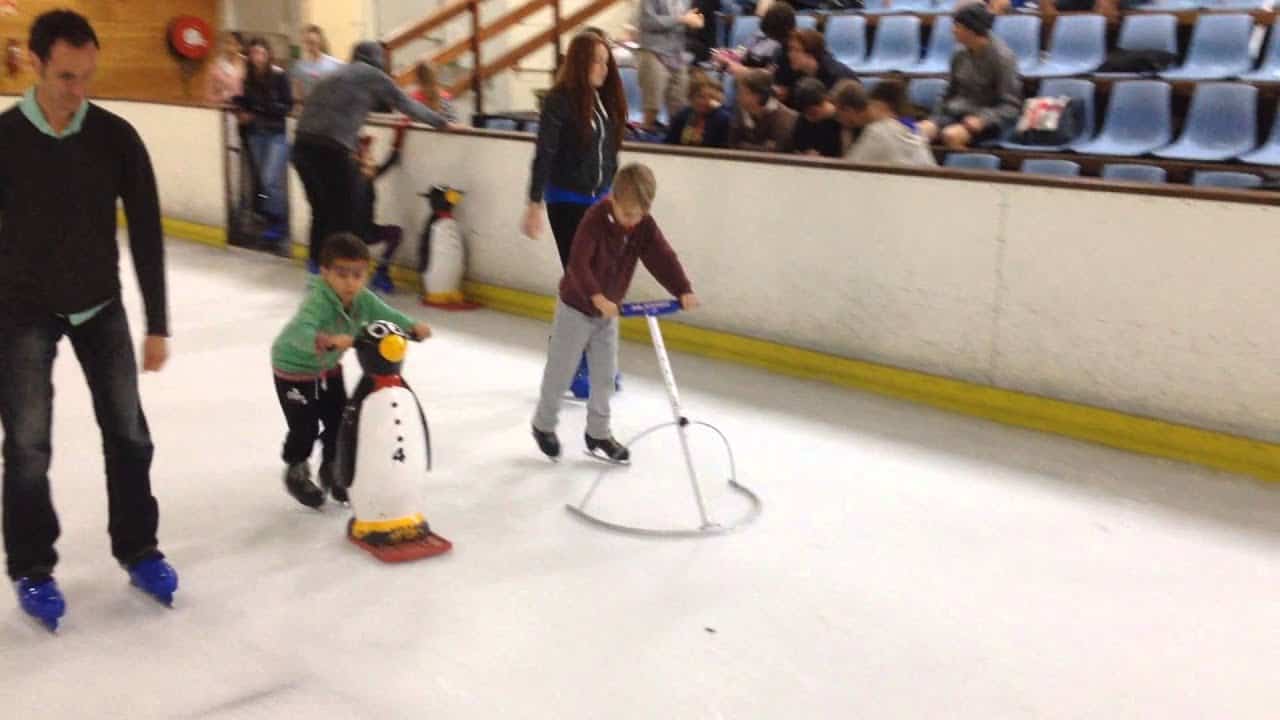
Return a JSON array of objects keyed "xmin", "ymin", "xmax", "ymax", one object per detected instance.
[
  {"xmin": 835, "ymin": 79, "xmax": 938, "ymax": 167},
  {"xmin": 291, "ymin": 41, "xmax": 456, "ymax": 270},
  {"xmin": 918, "ymin": 4, "xmax": 1021, "ymax": 150},
  {"xmin": 636, "ymin": 0, "xmax": 704, "ymax": 131}
]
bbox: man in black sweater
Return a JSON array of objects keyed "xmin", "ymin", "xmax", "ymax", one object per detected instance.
[{"xmin": 0, "ymin": 10, "xmax": 178, "ymax": 630}]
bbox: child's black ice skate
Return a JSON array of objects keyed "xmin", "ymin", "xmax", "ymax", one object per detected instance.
[
  {"xmin": 284, "ymin": 462, "xmax": 325, "ymax": 509},
  {"xmin": 532, "ymin": 426, "xmax": 561, "ymax": 461},
  {"xmin": 318, "ymin": 461, "xmax": 348, "ymax": 504},
  {"xmin": 584, "ymin": 434, "xmax": 630, "ymax": 465}
]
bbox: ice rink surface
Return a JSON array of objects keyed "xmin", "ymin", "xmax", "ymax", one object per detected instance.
[{"xmin": 0, "ymin": 242, "xmax": 1276, "ymax": 719}]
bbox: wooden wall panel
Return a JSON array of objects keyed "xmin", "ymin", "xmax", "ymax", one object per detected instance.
[{"xmin": 0, "ymin": 0, "xmax": 220, "ymax": 104}]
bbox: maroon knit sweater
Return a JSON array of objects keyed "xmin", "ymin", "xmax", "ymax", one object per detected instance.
[{"xmin": 559, "ymin": 201, "xmax": 693, "ymax": 317}]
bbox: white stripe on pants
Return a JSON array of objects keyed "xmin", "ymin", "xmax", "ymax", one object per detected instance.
[{"xmin": 533, "ymin": 300, "xmax": 619, "ymax": 439}]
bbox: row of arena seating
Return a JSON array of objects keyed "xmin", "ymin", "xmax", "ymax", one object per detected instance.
[
  {"xmin": 944, "ymin": 153, "xmax": 1269, "ymax": 186},
  {"xmin": 741, "ymin": 13, "xmax": 1280, "ymax": 81},
  {"xmin": 613, "ymin": 64, "xmax": 1280, "ymax": 165}
]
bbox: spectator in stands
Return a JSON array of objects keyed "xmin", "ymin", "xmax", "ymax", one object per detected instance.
[
  {"xmin": 523, "ymin": 31, "xmax": 627, "ymax": 268},
  {"xmin": 205, "ymin": 31, "xmax": 245, "ymax": 105},
  {"xmin": 290, "ymin": 25, "xmax": 343, "ymax": 103},
  {"xmin": 292, "ymin": 41, "xmax": 452, "ymax": 272},
  {"xmin": 918, "ymin": 4, "xmax": 1021, "ymax": 150},
  {"xmin": 833, "ymin": 80, "xmax": 937, "ymax": 167},
  {"xmin": 777, "ymin": 29, "xmax": 857, "ymax": 107},
  {"xmin": 791, "ymin": 77, "xmax": 844, "ymax": 158},
  {"xmin": 728, "ymin": 68, "xmax": 797, "ymax": 153},
  {"xmin": 686, "ymin": 0, "xmax": 723, "ymax": 64},
  {"xmin": 717, "ymin": 1, "xmax": 797, "ymax": 72},
  {"xmin": 233, "ymin": 38, "xmax": 293, "ymax": 249},
  {"xmin": 636, "ymin": 0, "xmax": 704, "ymax": 131},
  {"xmin": 665, "ymin": 70, "xmax": 731, "ymax": 148},
  {"xmin": 410, "ymin": 62, "xmax": 456, "ymax": 124}
]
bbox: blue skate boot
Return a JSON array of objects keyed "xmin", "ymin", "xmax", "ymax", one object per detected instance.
[
  {"xmin": 127, "ymin": 554, "xmax": 178, "ymax": 607},
  {"xmin": 16, "ymin": 576, "xmax": 65, "ymax": 632},
  {"xmin": 569, "ymin": 354, "xmax": 590, "ymax": 400},
  {"xmin": 371, "ymin": 263, "xmax": 395, "ymax": 293}
]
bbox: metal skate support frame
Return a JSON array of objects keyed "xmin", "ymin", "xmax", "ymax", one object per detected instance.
[{"xmin": 567, "ymin": 300, "xmax": 762, "ymax": 538}]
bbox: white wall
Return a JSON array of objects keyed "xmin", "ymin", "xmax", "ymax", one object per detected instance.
[{"xmin": 350, "ymin": 126, "xmax": 1280, "ymax": 444}]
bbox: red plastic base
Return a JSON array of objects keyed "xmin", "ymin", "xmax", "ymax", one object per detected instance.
[{"xmin": 348, "ymin": 532, "xmax": 453, "ymax": 562}]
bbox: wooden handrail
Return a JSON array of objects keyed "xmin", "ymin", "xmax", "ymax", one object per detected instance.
[
  {"xmin": 384, "ymin": 0, "xmax": 624, "ymax": 109},
  {"xmin": 444, "ymin": 0, "xmax": 618, "ymax": 96},
  {"xmin": 435, "ymin": 0, "xmax": 553, "ymax": 67},
  {"xmin": 382, "ymin": 0, "xmax": 476, "ymax": 52}
]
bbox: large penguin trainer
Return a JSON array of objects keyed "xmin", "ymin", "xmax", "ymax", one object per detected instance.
[
  {"xmin": 335, "ymin": 320, "xmax": 452, "ymax": 562},
  {"xmin": 417, "ymin": 185, "xmax": 480, "ymax": 311}
]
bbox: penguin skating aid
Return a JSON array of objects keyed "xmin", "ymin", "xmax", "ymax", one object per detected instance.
[
  {"xmin": 567, "ymin": 300, "xmax": 762, "ymax": 537},
  {"xmin": 335, "ymin": 321, "xmax": 452, "ymax": 562}
]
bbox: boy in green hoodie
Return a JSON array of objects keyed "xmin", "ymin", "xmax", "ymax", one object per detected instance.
[{"xmin": 270, "ymin": 233, "xmax": 431, "ymax": 508}]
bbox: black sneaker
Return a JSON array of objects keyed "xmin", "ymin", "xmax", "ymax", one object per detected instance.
[
  {"xmin": 284, "ymin": 462, "xmax": 325, "ymax": 508},
  {"xmin": 585, "ymin": 434, "xmax": 630, "ymax": 464},
  {"xmin": 318, "ymin": 461, "xmax": 348, "ymax": 504},
  {"xmin": 531, "ymin": 425, "xmax": 561, "ymax": 460}
]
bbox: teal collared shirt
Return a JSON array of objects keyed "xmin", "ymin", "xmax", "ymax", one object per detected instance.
[
  {"xmin": 20, "ymin": 86, "xmax": 106, "ymax": 325},
  {"xmin": 19, "ymin": 86, "xmax": 89, "ymax": 139}
]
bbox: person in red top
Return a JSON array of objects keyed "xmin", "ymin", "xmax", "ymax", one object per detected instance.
[{"xmin": 530, "ymin": 163, "xmax": 699, "ymax": 464}]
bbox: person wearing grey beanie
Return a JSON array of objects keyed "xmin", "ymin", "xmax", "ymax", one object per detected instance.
[{"xmin": 918, "ymin": 3, "xmax": 1021, "ymax": 151}]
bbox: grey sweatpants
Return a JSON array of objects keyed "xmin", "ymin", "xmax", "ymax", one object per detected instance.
[{"xmin": 532, "ymin": 300, "xmax": 619, "ymax": 439}]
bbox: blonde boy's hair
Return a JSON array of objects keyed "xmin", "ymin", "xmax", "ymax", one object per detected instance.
[{"xmin": 612, "ymin": 163, "xmax": 657, "ymax": 211}]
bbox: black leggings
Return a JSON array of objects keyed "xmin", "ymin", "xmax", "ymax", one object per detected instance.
[
  {"xmin": 274, "ymin": 368, "xmax": 347, "ymax": 465},
  {"xmin": 547, "ymin": 202, "xmax": 593, "ymax": 269},
  {"xmin": 291, "ymin": 140, "xmax": 358, "ymax": 264}
]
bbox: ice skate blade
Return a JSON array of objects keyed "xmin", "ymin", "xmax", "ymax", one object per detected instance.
[{"xmin": 583, "ymin": 449, "xmax": 630, "ymax": 466}]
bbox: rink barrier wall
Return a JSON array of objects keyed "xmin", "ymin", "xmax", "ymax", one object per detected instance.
[
  {"xmin": 52, "ymin": 96, "xmax": 1280, "ymax": 484},
  {"xmin": 142, "ymin": 215, "xmax": 1280, "ymax": 484}
]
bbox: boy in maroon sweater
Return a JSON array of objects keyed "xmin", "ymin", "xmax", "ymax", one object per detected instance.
[{"xmin": 531, "ymin": 164, "xmax": 699, "ymax": 463}]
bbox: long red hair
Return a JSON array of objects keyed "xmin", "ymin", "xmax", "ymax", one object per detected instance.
[{"xmin": 554, "ymin": 33, "xmax": 626, "ymax": 153}]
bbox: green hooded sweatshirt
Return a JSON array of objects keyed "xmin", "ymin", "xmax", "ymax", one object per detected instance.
[{"xmin": 271, "ymin": 277, "xmax": 418, "ymax": 377}]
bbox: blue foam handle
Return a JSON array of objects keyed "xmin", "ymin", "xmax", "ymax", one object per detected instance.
[{"xmin": 620, "ymin": 299, "xmax": 682, "ymax": 317}]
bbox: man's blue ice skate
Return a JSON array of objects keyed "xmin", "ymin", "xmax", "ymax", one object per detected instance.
[
  {"xmin": 15, "ymin": 576, "xmax": 65, "ymax": 632},
  {"xmin": 128, "ymin": 555, "xmax": 178, "ymax": 607}
]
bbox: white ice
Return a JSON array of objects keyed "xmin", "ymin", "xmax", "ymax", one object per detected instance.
[{"xmin": 0, "ymin": 241, "xmax": 1276, "ymax": 719}]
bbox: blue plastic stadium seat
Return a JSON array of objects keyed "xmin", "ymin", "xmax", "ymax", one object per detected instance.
[
  {"xmin": 1021, "ymin": 158, "xmax": 1082, "ymax": 176},
  {"xmin": 1071, "ymin": 80, "xmax": 1173, "ymax": 156},
  {"xmin": 1101, "ymin": 163, "xmax": 1169, "ymax": 183},
  {"xmin": 1160, "ymin": 14, "xmax": 1255, "ymax": 81},
  {"xmin": 1238, "ymin": 101, "xmax": 1280, "ymax": 165},
  {"xmin": 909, "ymin": 16, "xmax": 955, "ymax": 75},
  {"xmin": 825, "ymin": 15, "xmax": 868, "ymax": 69},
  {"xmin": 1152, "ymin": 82, "xmax": 1257, "ymax": 161},
  {"xmin": 907, "ymin": 77, "xmax": 948, "ymax": 114},
  {"xmin": 993, "ymin": 15, "xmax": 1043, "ymax": 75},
  {"xmin": 1192, "ymin": 170, "xmax": 1262, "ymax": 188},
  {"xmin": 1239, "ymin": 24, "xmax": 1280, "ymax": 82},
  {"xmin": 1095, "ymin": 14, "xmax": 1179, "ymax": 79},
  {"xmin": 944, "ymin": 152, "xmax": 1000, "ymax": 170},
  {"xmin": 851, "ymin": 16, "xmax": 922, "ymax": 75},
  {"xmin": 1023, "ymin": 15, "xmax": 1107, "ymax": 78}
]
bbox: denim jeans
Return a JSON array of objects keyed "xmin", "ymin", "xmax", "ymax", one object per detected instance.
[
  {"xmin": 248, "ymin": 129, "xmax": 289, "ymax": 222},
  {"xmin": 0, "ymin": 302, "xmax": 159, "ymax": 580}
]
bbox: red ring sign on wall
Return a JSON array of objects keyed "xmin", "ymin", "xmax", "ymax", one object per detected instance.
[{"xmin": 168, "ymin": 16, "xmax": 213, "ymax": 61}]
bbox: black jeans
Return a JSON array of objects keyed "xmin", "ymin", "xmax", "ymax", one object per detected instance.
[
  {"xmin": 291, "ymin": 139, "xmax": 357, "ymax": 265},
  {"xmin": 274, "ymin": 368, "xmax": 347, "ymax": 466},
  {"xmin": 0, "ymin": 302, "xmax": 159, "ymax": 580},
  {"xmin": 547, "ymin": 202, "xmax": 593, "ymax": 269}
]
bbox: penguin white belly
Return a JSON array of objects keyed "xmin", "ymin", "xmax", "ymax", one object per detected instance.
[
  {"xmin": 423, "ymin": 219, "xmax": 464, "ymax": 301},
  {"xmin": 350, "ymin": 386, "xmax": 429, "ymax": 523}
]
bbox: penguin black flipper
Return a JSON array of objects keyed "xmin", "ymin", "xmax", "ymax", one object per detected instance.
[
  {"xmin": 337, "ymin": 376, "xmax": 374, "ymax": 490},
  {"xmin": 400, "ymin": 378, "xmax": 432, "ymax": 472}
]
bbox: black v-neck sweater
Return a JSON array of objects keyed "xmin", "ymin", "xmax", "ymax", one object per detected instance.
[{"xmin": 0, "ymin": 102, "xmax": 168, "ymax": 335}]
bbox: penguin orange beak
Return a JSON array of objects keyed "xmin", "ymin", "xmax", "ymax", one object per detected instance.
[{"xmin": 379, "ymin": 335, "xmax": 407, "ymax": 363}]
